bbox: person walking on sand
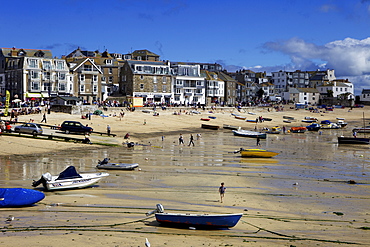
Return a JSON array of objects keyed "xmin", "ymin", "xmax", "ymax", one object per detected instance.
[
  {"xmin": 41, "ymin": 113, "xmax": 47, "ymax": 123},
  {"xmin": 219, "ymin": 182, "xmax": 226, "ymax": 203},
  {"xmin": 256, "ymin": 136, "xmax": 261, "ymax": 146},
  {"xmin": 179, "ymin": 133, "xmax": 184, "ymax": 145},
  {"xmin": 188, "ymin": 134, "xmax": 195, "ymax": 146},
  {"xmin": 107, "ymin": 124, "xmax": 111, "ymax": 136}
]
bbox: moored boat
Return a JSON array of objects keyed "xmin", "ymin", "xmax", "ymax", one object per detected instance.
[
  {"xmin": 200, "ymin": 118, "xmax": 210, "ymax": 121},
  {"xmin": 337, "ymin": 136, "xmax": 370, "ymax": 145},
  {"xmin": 290, "ymin": 127, "xmax": 307, "ymax": 133},
  {"xmin": 0, "ymin": 188, "xmax": 45, "ymax": 207},
  {"xmin": 147, "ymin": 204, "xmax": 243, "ymax": 229},
  {"xmin": 235, "ymin": 115, "xmax": 247, "ymax": 120},
  {"xmin": 223, "ymin": 124, "xmax": 240, "ymax": 130},
  {"xmin": 352, "ymin": 126, "xmax": 370, "ymax": 133},
  {"xmin": 32, "ymin": 166, "xmax": 109, "ymax": 191},
  {"xmin": 239, "ymin": 148, "xmax": 279, "ymax": 158},
  {"xmin": 201, "ymin": 124, "xmax": 220, "ymax": 130},
  {"xmin": 306, "ymin": 123, "xmax": 321, "ymax": 131},
  {"xmin": 97, "ymin": 158, "xmax": 139, "ymax": 170},
  {"xmin": 232, "ymin": 129, "xmax": 267, "ymax": 139}
]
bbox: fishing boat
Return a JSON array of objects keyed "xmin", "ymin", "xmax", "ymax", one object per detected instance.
[
  {"xmin": 0, "ymin": 188, "xmax": 45, "ymax": 207},
  {"xmin": 223, "ymin": 124, "xmax": 240, "ymax": 130},
  {"xmin": 232, "ymin": 129, "xmax": 267, "ymax": 139},
  {"xmin": 201, "ymin": 124, "xmax": 220, "ymax": 130},
  {"xmin": 97, "ymin": 158, "xmax": 139, "ymax": 170},
  {"xmin": 265, "ymin": 126, "xmax": 281, "ymax": 134},
  {"xmin": 239, "ymin": 148, "xmax": 279, "ymax": 158},
  {"xmin": 147, "ymin": 204, "xmax": 243, "ymax": 229},
  {"xmin": 320, "ymin": 120, "xmax": 340, "ymax": 129},
  {"xmin": 208, "ymin": 116, "xmax": 216, "ymax": 119},
  {"xmin": 200, "ymin": 118, "xmax": 210, "ymax": 121},
  {"xmin": 283, "ymin": 116, "xmax": 295, "ymax": 120},
  {"xmin": 352, "ymin": 126, "xmax": 370, "ymax": 133},
  {"xmin": 337, "ymin": 136, "xmax": 370, "ymax": 145},
  {"xmin": 337, "ymin": 120, "xmax": 347, "ymax": 128},
  {"xmin": 306, "ymin": 123, "xmax": 321, "ymax": 131},
  {"xmin": 246, "ymin": 119, "xmax": 257, "ymax": 123},
  {"xmin": 290, "ymin": 127, "xmax": 307, "ymax": 133},
  {"xmin": 32, "ymin": 166, "xmax": 109, "ymax": 191},
  {"xmin": 263, "ymin": 117, "xmax": 272, "ymax": 121}
]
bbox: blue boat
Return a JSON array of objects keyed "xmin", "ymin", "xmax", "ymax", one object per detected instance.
[
  {"xmin": 147, "ymin": 204, "xmax": 242, "ymax": 228},
  {"xmin": 306, "ymin": 123, "xmax": 321, "ymax": 131},
  {"xmin": 0, "ymin": 188, "xmax": 45, "ymax": 207}
]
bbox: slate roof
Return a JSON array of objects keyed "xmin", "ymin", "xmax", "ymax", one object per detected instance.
[{"xmin": 0, "ymin": 47, "xmax": 53, "ymax": 58}]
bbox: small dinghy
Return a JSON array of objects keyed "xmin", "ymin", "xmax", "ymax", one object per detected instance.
[
  {"xmin": 97, "ymin": 158, "xmax": 139, "ymax": 170},
  {"xmin": 146, "ymin": 204, "xmax": 243, "ymax": 229},
  {"xmin": 32, "ymin": 166, "xmax": 109, "ymax": 191},
  {"xmin": 0, "ymin": 188, "xmax": 45, "ymax": 207}
]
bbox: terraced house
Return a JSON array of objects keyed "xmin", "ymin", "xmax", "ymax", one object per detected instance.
[{"xmin": 0, "ymin": 47, "xmax": 70, "ymax": 101}]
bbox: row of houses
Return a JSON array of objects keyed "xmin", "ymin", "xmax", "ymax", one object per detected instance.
[{"xmin": 0, "ymin": 46, "xmax": 361, "ymax": 107}]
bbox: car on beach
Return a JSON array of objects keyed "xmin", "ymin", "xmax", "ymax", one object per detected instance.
[
  {"xmin": 14, "ymin": 123, "xmax": 43, "ymax": 136},
  {"xmin": 60, "ymin": 121, "xmax": 93, "ymax": 134}
]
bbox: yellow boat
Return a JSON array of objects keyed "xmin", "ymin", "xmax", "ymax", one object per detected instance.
[{"xmin": 240, "ymin": 149, "xmax": 279, "ymax": 158}]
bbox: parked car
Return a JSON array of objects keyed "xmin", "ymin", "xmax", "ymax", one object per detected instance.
[
  {"xmin": 60, "ymin": 121, "xmax": 93, "ymax": 134},
  {"xmin": 14, "ymin": 123, "xmax": 43, "ymax": 136}
]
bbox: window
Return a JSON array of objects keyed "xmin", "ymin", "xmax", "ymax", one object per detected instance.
[
  {"xmin": 102, "ymin": 76, "xmax": 106, "ymax": 81},
  {"xmin": 59, "ymin": 73, "xmax": 66, "ymax": 80},
  {"xmin": 162, "ymin": 85, "xmax": 166, "ymax": 92},
  {"xmin": 106, "ymin": 60, "xmax": 112, "ymax": 65},
  {"xmin": 93, "ymin": 85, "xmax": 98, "ymax": 92},
  {"xmin": 80, "ymin": 74, "xmax": 85, "ymax": 81},
  {"xmin": 109, "ymin": 76, "xmax": 113, "ymax": 83},
  {"xmin": 43, "ymin": 82, "xmax": 51, "ymax": 91},
  {"xmin": 31, "ymin": 81, "xmax": 40, "ymax": 90},
  {"xmin": 43, "ymin": 61, "xmax": 52, "ymax": 70},
  {"xmin": 80, "ymin": 84, "xmax": 85, "ymax": 92},
  {"xmin": 31, "ymin": 70, "xmax": 38, "ymax": 79},
  {"xmin": 140, "ymin": 84, "xmax": 144, "ymax": 89},
  {"xmin": 109, "ymin": 68, "xmax": 113, "ymax": 74},
  {"xmin": 176, "ymin": 88, "xmax": 181, "ymax": 94},
  {"xmin": 140, "ymin": 75, "xmax": 144, "ymax": 80},
  {"xmin": 28, "ymin": 59, "xmax": 38, "ymax": 68},
  {"xmin": 56, "ymin": 61, "xmax": 64, "ymax": 70},
  {"xmin": 59, "ymin": 83, "xmax": 66, "ymax": 91},
  {"xmin": 93, "ymin": 75, "xmax": 98, "ymax": 82},
  {"xmin": 153, "ymin": 76, "xmax": 157, "ymax": 83},
  {"xmin": 83, "ymin": 65, "xmax": 92, "ymax": 71},
  {"xmin": 162, "ymin": 76, "xmax": 166, "ymax": 83},
  {"xmin": 153, "ymin": 84, "xmax": 157, "ymax": 92}
]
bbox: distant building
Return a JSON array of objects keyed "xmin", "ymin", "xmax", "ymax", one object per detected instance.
[
  {"xmin": 360, "ymin": 89, "xmax": 370, "ymax": 102},
  {"xmin": 282, "ymin": 87, "xmax": 320, "ymax": 105},
  {"xmin": 317, "ymin": 79, "xmax": 354, "ymax": 100},
  {"xmin": 203, "ymin": 70, "xmax": 224, "ymax": 105}
]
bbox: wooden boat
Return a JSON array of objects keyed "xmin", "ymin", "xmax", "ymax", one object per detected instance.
[
  {"xmin": 304, "ymin": 117, "xmax": 318, "ymax": 121},
  {"xmin": 337, "ymin": 120, "xmax": 347, "ymax": 128},
  {"xmin": 263, "ymin": 118, "xmax": 272, "ymax": 121},
  {"xmin": 246, "ymin": 119, "xmax": 257, "ymax": 123},
  {"xmin": 200, "ymin": 118, "xmax": 210, "ymax": 121},
  {"xmin": 0, "ymin": 188, "xmax": 45, "ymax": 207},
  {"xmin": 338, "ymin": 137, "xmax": 370, "ymax": 145},
  {"xmin": 290, "ymin": 127, "xmax": 307, "ymax": 133},
  {"xmin": 239, "ymin": 149, "xmax": 279, "ymax": 158},
  {"xmin": 97, "ymin": 158, "xmax": 139, "ymax": 170},
  {"xmin": 234, "ymin": 115, "xmax": 246, "ymax": 120},
  {"xmin": 232, "ymin": 129, "xmax": 267, "ymax": 139},
  {"xmin": 208, "ymin": 116, "xmax": 216, "ymax": 119},
  {"xmin": 223, "ymin": 124, "xmax": 239, "ymax": 130},
  {"xmin": 32, "ymin": 166, "xmax": 109, "ymax": 191},
  {"xmin": 283, "ymin": 116, "xmax": 295, "ymax": 120},
  {"xmin": 147, "ymin": 204, "xmax": 242, "ymax": 229},
  {"xmin": 201, "ymin": 124, "xmax": 220, "ymax": 130},
  {"xmin": 306, "ymin": 123, "xmax": 321, "ymax": 131},
  {"xmin": 302, "ymin": 119, "xmax": 316, "ymax": 123},
  {"xmin": 283, "ymin": 120, "xmax": 291, "ymax": 123}
]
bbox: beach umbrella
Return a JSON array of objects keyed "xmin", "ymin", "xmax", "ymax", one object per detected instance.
[{"xmin": 12, "ymin": 99, "xmax": 21, "ymax": 103}]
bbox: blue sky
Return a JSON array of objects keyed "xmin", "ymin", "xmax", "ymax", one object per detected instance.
[{"xmin": 1, "ymin": 0, "xmax": 370, "ymax": 94}]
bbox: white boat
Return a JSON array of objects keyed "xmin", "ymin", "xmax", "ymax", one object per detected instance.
[
  {"xmin": 32, "ymin": 166, "xmax": 109, "ymax": 191},
  {"xmin": 97, "ymin": 158, "xmax": 139, "ymax": 170},
  {"xmin": 232, "ymin": 129, "xmax": 267, "ymax": 139}
]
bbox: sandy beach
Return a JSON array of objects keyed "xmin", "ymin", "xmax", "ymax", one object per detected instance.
[{"xmin": 0, "ymin": 105, "xmax": 369, "ymax": 246}]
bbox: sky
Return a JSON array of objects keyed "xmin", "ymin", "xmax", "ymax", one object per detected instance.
[{"xmin": 1, "ymin": 0, "xmax": 370, "ymax": 95}]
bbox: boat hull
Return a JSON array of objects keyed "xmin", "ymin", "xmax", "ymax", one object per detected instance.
[
  {"xmin": 240, "ymin": 149, "xmax": 279, "ymax": 158},
  {"xmin": 232, "ymin": 130, "xmax": 266, "ymax": 139},
  {"xmin": 96, "ymin": 163, "xmax": 139, "ymax": 170},
  {"xmin": 155, "ymin": 213, "xmax": 243, "ymax": 228},
  {"xmin": 223, "ymin": 124, "xmax": 239, "ymax": 130},
  {"xmin": 44, "ymin": 173, "xmax": 109, "ymax": 191},
  {"xmin": 201, "ymin": 124, "xmax": 220, "ymax": 130},
  {"xmin": 0, "ymin": 188, "xmax": 45, "ymax": 207},
  {"xmin": 338, "ymin": 137, "xmax": 370, "ymax": 144}
]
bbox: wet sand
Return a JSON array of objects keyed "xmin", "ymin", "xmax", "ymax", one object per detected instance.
[{"xmin": 0, "ymin": 106, "xmax": 369, "ymax": 246}]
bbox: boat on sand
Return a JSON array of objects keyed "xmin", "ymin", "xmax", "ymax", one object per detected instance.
[
  {"xmin": 32, "ymin": 166, "xmax": 109, "ymax": 191},
  {"xmin": 232, "ymin": 129, "xmax": 266, "ymax": 139},
  {"xmin": 97, "ymin": 158, "xmax": 139, "ymax": 170},
  {"xmin": 147, "ymin": 204, "xmax": 243, "ymax": 229},
  {"xmin": 0, "ymin": 188, "xmax": 45, "ymax": 207},
  {"xmin": 237, "ymin": 148, "xmax": 279, "ymax": 158}
]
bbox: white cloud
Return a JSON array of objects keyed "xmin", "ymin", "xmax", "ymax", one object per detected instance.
[{"xmin": 263, "ymin": 37, "xmax": 370, "ymax": 77}]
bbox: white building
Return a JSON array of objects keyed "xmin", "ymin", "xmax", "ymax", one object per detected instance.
[
  {"xmin": 283, "ymin": 88, "xmax": 320, "ymax": 105},
  {"xmin": 360, "ymin": 89, "xmax": 370, "ymax": 102},
  {"xmin": 171, "ymin": 64, "xmax": 205, "ymax": 105},
  {"xmin": 317, "ymin": 79, "xmax": 354, "ymax": 100}
]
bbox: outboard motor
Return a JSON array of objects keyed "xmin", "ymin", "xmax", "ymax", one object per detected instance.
[
  {"xmin": 32, "ymin": 172, "xmax": 52, "ymax": 187},
  {"xmin": 146, "ymin": 204, "xmax": 164, "ymax": 216}
]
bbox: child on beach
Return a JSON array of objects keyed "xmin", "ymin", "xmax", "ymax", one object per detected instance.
[{"xmin": 219, "ymin": 182, "xmax": 226, "ymax": 203}]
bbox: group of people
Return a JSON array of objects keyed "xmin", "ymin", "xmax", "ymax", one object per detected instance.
[{"xmin": 178, "ymin": 133, "xmax": 201, "ymax": 146}]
